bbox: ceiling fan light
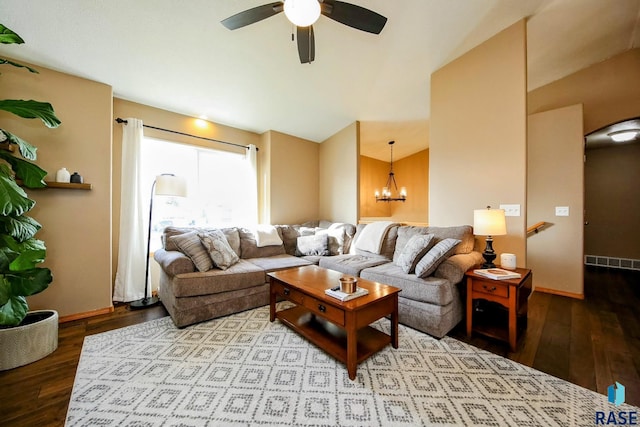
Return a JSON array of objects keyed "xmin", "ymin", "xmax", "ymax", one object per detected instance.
[
  {"xmin": 284, "ymin": 0, "xmax": 321, "ymax": 27},
  {"xmin": 608, "ymin": 130, "xmax": 639, "ymax": 142}
]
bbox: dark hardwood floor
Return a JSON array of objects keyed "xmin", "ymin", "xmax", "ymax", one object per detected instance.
[{"xmin": 1, "ymin": 266, "xmax": 638, "ymax": 426}]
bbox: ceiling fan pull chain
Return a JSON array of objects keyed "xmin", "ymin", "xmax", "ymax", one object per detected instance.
[{"xmin": 291, "ymin": 23, "xmax": 295, "ymax": 42}]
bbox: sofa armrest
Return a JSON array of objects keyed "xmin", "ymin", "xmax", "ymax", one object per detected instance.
[
  {"xmin": 154, "ymin": 248, "xmax": 195, "ymax": 276},
  {"xmin": 434, "ymin": 251, "xmax": 483, "ymax": 284}
]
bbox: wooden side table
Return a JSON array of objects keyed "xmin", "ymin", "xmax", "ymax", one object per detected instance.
[{"xmin": 465, "ymin": 267, "xmax": 532, "ymax": 351}]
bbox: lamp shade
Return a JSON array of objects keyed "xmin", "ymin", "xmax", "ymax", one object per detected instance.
[
  {"xmin": 473, "ymin": 208, "xmax": 507, "ymax": 236},
  {"xmin": 155, "ymin": 174, "xmax": 187, "ymax": 197},
  {"xmin": 284, "ymin": 0, "xmax": 321, "ymax": 27}
]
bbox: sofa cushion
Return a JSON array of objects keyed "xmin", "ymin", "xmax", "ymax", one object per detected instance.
[
  {"xmin": 315, "ymin": 228, "xmax": 344, "ymax": 255},
  {"xmin": 277, "ymin": 225, "xmax": 300, "ymax": 255},
  {"xmin": 198, "ymin": 230, "xmax": 240, "ymax": 270},
  {"xmin": 426, "ymin": 225, "xmax": 474, "ymax": 255},
  {"xmin": 319, "ymin": 254, "xmax": 389, "ymax": 277},
  {"xmin": 239, "ymin": 228, "xmax": 286, "ymax": 259},
  {"xmin": 246, "ymin": 254, "xmax": 313, "ymax": 274},
  {"xmin": 361, "ymin": 262, "xmax": 454, "ymax": 306},
  {"xmin": 395, "ymin": 234, "xmax": 435, "ymax": 274},
  {"xmin": 354, "ymin": 224, "xmax": 399, "ymax": 260},
  {"xmin": 169, "ymin": 230, "xmax": 213, "ymax": 272},
  {"xmin": 434, "ymin": 252, "xmax": 484, "ymax": 284},
  {"xmin": 253, "ymin": 225, "xmax": 283, "ymax": 247},
  {"xmin": 393, "ymin": 226, "xmax": 432, "ymax": 263},
  {"xmin": 415, "ymin": 238, "xmax": 461, "ymax": 278},
  {"xmin": 163, "ymin": 226, "xmax": 241, "ymax": 257},
  {"xmin": 154, "ymin": 249, "xmax": 195, "ymax": 276},
  {"xmin": 169, "ymin": 259, "xmax": 265, "ymax": 297},
  {"xmin": 296, "ymin": 234, "xmax": 329, "ymax": 256}
]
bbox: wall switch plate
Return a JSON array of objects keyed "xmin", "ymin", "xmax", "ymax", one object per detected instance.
[
  {"xmin": 500, "ymin": 204, "xmax": 521, "ymax": 217},
  {"xmin": 555, "ymin": 206, "xmax": 570, "ymax": 216}
]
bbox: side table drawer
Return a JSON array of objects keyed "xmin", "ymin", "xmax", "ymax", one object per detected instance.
[
  {"xmin": 303, "ymin": 296, "xmax": 345, "ymax": 326},
  {"xmin": 272, "ymin": 281, "xmax": 304, "ymax": 305},
  {"xmin": 472, "ymin": 281, "xmax": 509, "ymax": 298}
]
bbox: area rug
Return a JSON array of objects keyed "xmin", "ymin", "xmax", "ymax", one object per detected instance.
[{"xmin": 65, "ymin": 303, "xmax": 634, "ymax": 426}]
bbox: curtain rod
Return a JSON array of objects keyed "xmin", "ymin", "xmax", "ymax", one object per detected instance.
[{"xmin": 115, "ymin": 118, "xmax": 257, "ymax": 151}]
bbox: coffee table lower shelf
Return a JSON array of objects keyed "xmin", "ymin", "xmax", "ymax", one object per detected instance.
[{"xmin": 276, "ymin": 305, "xmax": 391, "ymax": 366}]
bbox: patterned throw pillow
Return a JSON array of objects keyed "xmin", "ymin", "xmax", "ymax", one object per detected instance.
[
  {"xmin": 395, "ymin": 234, "xmax": 435, "ymax": 274},
  {"xmin": 198, "ymin": 230, "xmax": 240, "ymax": 270},
  {"xmin": 168, "ymin": 230, "xmax": 213, "ymax": 272},
  {"xmin": 415, "ymin": 238, "xmax": 461, "ymax": 278},
  {"xmin": 296, "ymin": 234, "xmax": 330, "ymax": 256}
]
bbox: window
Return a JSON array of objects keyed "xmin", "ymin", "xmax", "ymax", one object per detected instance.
[{"xmin": 141, "ymin": 137, "xmax": 256, "ymax": 250}]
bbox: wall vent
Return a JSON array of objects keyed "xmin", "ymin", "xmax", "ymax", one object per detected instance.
[{"xmin": 585, "ymin": 255, "xmax": 640, "ymax": 271}]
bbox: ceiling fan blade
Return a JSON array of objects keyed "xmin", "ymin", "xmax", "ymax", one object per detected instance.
[
  {"xmin": 321, "ymin": 1, "xmax": 387, "ymax": 34},
  {"xmin": 297, "ymin": 26, "xmax": 315, "ymax": 64},
  {"xmin": 221, "ymin": 2, "xmax": 284, "ymax": 30}
]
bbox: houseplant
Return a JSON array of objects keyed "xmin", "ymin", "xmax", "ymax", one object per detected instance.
[{"xmin": 0, "ymin": 23, "xmax": 61, "ymax": 370}]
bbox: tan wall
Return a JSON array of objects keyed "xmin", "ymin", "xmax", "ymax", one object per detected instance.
[
  {"xmin": 528, "ymin": 105, "xmax": 584, "ymax": 296},
  {"xmin": 392, "ymin": 150, "xmax": 429, "ymax": 223},
  {"xmin": 264, "ymin": 130, "xmax": 320, "ymax": 224},
  {"xmin": 0, "ymin": 60, "xmax": 113, "ymax": 319},
  {"xmin": 528, "ymin": 48, "xmax": 640, "ymax": 264},
  {"xmin": 585, "ymin": 143, "xmax": 640, "ymax": 259},
  {"xmin": 319, "ymin": 122, "xmax": 359, "ymax": 223},
  {"xmin": 359, "ymin": 155, "xmax": 391, "ymax": 218},
  {"xmin": 430, "ymin": 20, "xmax": 527, "ymax": 263},
  {"xmin": 360, "ymin": 150, "xmax": 429, "ymax": 224},
  {"xmin": 529, "ymin": 48, "xmax": 640, "ymax": 135}
]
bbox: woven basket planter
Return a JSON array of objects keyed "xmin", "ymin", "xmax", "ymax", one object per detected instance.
[{"xmin": 0, "ymin": 310, "xmax": 58, "ymax": 371}]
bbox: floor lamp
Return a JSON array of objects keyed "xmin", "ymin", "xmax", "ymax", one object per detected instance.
[
  {"xmin": 130, "ymin": 174, "xmax": 187, "ymax": 309},
  {"xmin": 473, "ymin": 206, "xmax": 507, "ymax": 269}
]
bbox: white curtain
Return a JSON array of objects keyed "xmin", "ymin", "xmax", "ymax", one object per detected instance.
[
  {"xmin": 246, "ymin": 144, "xmax": 259, "ymax": 223},
  {"xmin": 113, "ymin": 118, "xmax": 146, "ymax": 302}
]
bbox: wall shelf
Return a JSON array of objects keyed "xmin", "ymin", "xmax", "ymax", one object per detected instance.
[{"xmin": 44, "ymin": 181, "xmax": 92, "ymax": 190}]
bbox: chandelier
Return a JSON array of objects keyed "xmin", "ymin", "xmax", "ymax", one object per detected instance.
[{"xmin": 375, "ymin": 140, "xmax": 407, "ymax": 202}]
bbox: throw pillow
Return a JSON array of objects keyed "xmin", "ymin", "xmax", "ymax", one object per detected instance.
[
  {"xmin": 198, "ymin": 230, "xmax": 240, "ymax": 270},
  {"xmin": 395, "ymin": 234, "xmax": 435, "ymax": 274},
  {"xmin": 316, "ymin": 227, "xmax": 346, "ymax": 255},
  {"xmin": 296, "ymin": 234, "xmax": 330, "ymax": 256},
  {"xmin": 169, "ymin": 230, "xmax": 213, "ymax": 272},
  {"xmin": 415, "ymin": 238, "xmax": 461, "ymax": 278}
]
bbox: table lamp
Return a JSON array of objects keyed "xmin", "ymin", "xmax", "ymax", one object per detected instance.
[{"xmin": 473, "ymin": 206, "xmax": 507, "ymax": 268}]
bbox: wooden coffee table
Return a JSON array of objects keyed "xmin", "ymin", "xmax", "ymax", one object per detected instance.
[{"xmin": 268, "ymin": 265, "xmax": 400, "ymax": 380}]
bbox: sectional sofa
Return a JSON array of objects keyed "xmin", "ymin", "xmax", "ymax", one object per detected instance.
[{"xmin": 154, "ymin": 220, "xmax": 482, "ymax": 338}]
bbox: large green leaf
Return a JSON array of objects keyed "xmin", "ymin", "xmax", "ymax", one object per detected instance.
[
  {"xmin": 0, "ymin": 58, "xmax": 38, "ymax": 74},
  {"xmin": 10, "ymin": 248, "xmax": 46, "ymax": 271},
  {"xmin": 0, "ymin": 215, "xmax": 41, "ymax": 242},
  {"xmin": 6, "ymin": 268, "xmax": 52, "ymax": 296},
  {"xmin": 0, "ymin": 293, "xmax": 28, "ymax": 326},
  {"xmin": 0, "ymin": 245, "xmax": 17, "ymax": 272},
  {"xmin": 0, "ymin": 275, "xmax": 9, "ymax": 306},
  {"xmin": 0, "ymin": 169, "xmax": 35, "ymax": 216},
  {"xmin": 0, "ymin": 24, "xmax": 24, "ymax": 44},
  {"xmin": 0, "ymin": 99, "xmax": 61, "ymax": 128},
  {"xmin": 0, "ymin": 128, "xmax": 38, "ymax": 160},
  {"xmin": 0, "ymin": 151, "xmax": 47, "ymax": 188}
]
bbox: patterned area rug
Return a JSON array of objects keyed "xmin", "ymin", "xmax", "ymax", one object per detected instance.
[{"xmin": 66, "ymin": 303, "xmax": 633, "ymax": 426}]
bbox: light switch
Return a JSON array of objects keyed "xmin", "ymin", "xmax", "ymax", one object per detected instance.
[
  {"xmin": 555, "ymin": 206, "xmax": 569, "ymax": 216},
  {"xmin": 500, "ymin": 204, "xmax": 521, "ymax": 217}
]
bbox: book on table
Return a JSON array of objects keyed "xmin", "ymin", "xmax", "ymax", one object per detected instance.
[
  {"xmin": 325, "ymin": 286, "xmax": 369, "ymax": 301},
  {"xmin": 473, "ymin": 268, "xmax": 522, "ymax": 280}
]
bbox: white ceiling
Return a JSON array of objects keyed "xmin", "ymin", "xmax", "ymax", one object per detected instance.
[{"xmin": 1, "ymin": 0, "xmax": 639, "ymax": 161}]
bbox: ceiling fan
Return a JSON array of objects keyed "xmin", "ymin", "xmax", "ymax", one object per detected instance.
[{"xmin": 221, "ymin": 0, "xmax": 387, "ymax": 64}]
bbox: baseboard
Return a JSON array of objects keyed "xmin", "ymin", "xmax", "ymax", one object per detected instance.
[
  {"xmin": 534, "ymin": 287, "xmax": 584, "ymax": 300},
  {"xmin": 58, "ymin": 306, "xmax": 115, "ymax": 323}
]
